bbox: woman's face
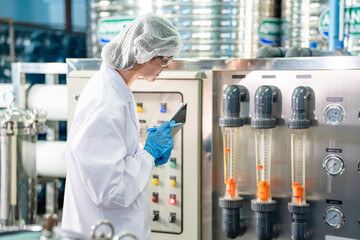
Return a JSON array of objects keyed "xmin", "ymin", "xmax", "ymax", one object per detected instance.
[{"xmin": 139, "ymin": 56, "xmax": 172, "ymax": 82}]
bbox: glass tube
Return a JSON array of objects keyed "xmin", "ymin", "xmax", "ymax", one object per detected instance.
[
  {"xmin": 291, "ymin": 129, "xmax": 307, "ymax": 205},
  {"xmin": 222, "ymin": 126, "xmax": 240, "ymax": 199},
  {"xmin": 255, "ymin": 128, "xmax": 272, "ymax": 202}
]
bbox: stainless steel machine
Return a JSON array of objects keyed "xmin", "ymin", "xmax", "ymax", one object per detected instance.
[
  {"xmin": 204, "ymin": 57, "xmax": 360, "ymax": 240},
  {"xmin": 65, "ymin": 57, "xmax": 360, "ymax": 240}
]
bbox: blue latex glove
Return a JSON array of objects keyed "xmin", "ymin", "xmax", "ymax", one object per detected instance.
[
  {"xmin": 143, "ymin": 121, "xmax": 174, "ymax": 160},
  {"xmin": 155, "ymin": 147, "xmax": 172, "ymax": 165}
]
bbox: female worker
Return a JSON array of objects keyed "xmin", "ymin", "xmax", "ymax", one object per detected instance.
[{"xmin": 61, "ymin": 13, "xmax": 183, "ymax": 239}]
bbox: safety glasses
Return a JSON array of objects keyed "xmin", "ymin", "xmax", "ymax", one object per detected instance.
[{"xmin": 157, "ymin": 56, "xmax": 173, "ymax": 67}]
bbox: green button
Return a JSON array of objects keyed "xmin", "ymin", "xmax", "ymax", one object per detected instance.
[{"xmin": 169, "ymin": 161, "xmax": 176, "ymax": 168}]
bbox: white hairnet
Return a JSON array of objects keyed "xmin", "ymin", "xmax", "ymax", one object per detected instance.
[{"xmin": 101, "ymin": 13, "xmax": 183, "ymax": 70}]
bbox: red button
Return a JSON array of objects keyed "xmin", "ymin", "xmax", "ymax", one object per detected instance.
[
  {"xmin": 152, "ymin": 195, "xmax": 158, "ymax": 203},
  {"xmin": 169, "ymin": 197, "xmax": 176, "ymax": 205}
]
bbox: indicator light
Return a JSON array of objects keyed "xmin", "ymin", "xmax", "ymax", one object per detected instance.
[
  {"xmin": 169, "ymin": 177, "xmax": 176, "ymax": 187},
  {"xmin": 136, "ymin": 102, "xmax": 143, "ymax": 113},
  {"xmin": 169, "ymin": 194, "xmax": 176, "ymax": 205},
  {"xmin": 169, "ymin": 159, "xmax": 176, "ymax": 168},
  {"xmin": 152, "ymin": 175, "xmax": 159, "ymax": 185},
  {"xmin": 160, "ymin": 103, "xmax": 167, "ymax": 113}
]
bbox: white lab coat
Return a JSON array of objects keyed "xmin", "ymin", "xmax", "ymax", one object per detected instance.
[{"xmin": 62, "ymin": 62, "xmax": 154, "ymax": 239}]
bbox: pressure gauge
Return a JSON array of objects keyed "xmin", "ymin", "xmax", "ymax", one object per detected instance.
[
  {"xmin": 323, "ymin": 155, "xmax": 345, "ymax": 176},
  {"xmin": 324, "ymin": 206, "xmax": 345, "ymax": 229},
  {"xmin": 323, "ymin": 104, "xmax": 345, "ymax": 125}
]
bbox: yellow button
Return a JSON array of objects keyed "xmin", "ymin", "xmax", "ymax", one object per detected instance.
[
  {"xmin": 169, "ymin": 179, "xmax": 176, "ymax": 187},
  {"xmin": 152, "ymin": 178, "xmax": 159, "ymax": 185},
  {"xmin": 137, "ymin": 106, "xmax": 143, "ymax": 113}
]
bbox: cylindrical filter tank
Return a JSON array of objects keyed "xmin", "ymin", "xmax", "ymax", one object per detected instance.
[{"xmin": 0, "ymin": 93, "xmax": 46, "ymax": 226}]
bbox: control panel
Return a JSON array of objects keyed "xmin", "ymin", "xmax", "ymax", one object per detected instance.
[{"xmin": 134, "ymin": 92, "xmax": 183, "ymax": 233}]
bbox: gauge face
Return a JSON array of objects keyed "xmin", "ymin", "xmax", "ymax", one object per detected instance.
[
  {"xmin": 323, "ymin": 104, "xmax": 345, "ymax": 125},
  {"xmin": 324, "ymin": 207, "xmax": 345, "ymax": 228},
  {"xmin": 323, "ymin": 155, "xmax": 345, "ymax": 176}
]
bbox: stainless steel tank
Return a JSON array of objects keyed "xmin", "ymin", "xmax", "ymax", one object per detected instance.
[
  {"xmin": 282, "ymin": 0, "xmax": 360, "ymax": 54},
  {"xmin": 0, "ymin": 93, "xmax": 46, "ymax": 226},
  {"xmin": 345, "ymin": 0, "xmax": 360, "ymax": 55},
  {"xmin": 281, "ymin": 0, "xmax": 311, "ymax": 48},
  {"xmin": 86, "ymin": 0, "xmax": 151, "ymax": 58},
  {"xmin": 86, "ymin": 0, "xmax": 280, "ymax": 58},
  {"xmin": 282, "ymin": 0, "xmax": 329, "ymax": 50}
]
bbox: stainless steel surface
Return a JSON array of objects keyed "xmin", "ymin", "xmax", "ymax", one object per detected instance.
[
  {"xmin": 67, "ymin": 56, "xmax": 360, "ymax": 72},
  {"xmin": 281, "ymin": 0, "xmax": 311, "ymax": 48},
  {"xmin": 86, "ymin": 0, "xmax": 150, "ymax": 58},
  {"xmin": 210, "ymin": 64, "xmax": 360, "ymax": 239},
  {"xmin": 345, "ymin": 0, "xmax": 360, "ymax": 55},
  {"xmin": 282, "ymin": 0, "xmax": 328, "ymax": 50},
  {"xmin": 0, "ymin": 100, "xmax": 45, "ymax": 226},
  {"xmin": 168, "ymin": 56, "xmax": 360, "ymax": 70},
  {"xmin": 86, "ymin": 0, "xmax": 279, "ymax": 58}
]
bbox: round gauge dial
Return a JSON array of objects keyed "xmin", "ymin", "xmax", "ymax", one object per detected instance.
[
  {"xmin": 323, "ymin": 155, "xmax": 345, "ymax": 176},
  {"xmin": 323, "ymin": 104, "xmax": 345, "ymax": 125},
  {"xmin": 324, "ymin": 206, "xmax": 345, "ymax": 229}
]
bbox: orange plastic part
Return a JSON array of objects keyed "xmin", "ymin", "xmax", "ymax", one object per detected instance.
[
  {"xmin": 225, "ymin": 148, "xmax": 231, "ymax": 153},
  {"xmin": 257, "ymin": 181, "xmax": 270, "ymax": 201},
  {"xmin": 225, "ymin": 178, "xmax": 236, "ymax": 198},
  {"xmin": 257, "ymin": 165, "xmax": 264, "ymax": 170},
  {"xmin": 292, "ymin": 182, "xmax": 304, "ymax": 204}
]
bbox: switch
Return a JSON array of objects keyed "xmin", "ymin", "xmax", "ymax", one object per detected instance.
[
  {"xmin": 136, "ymin": 102, "xmax": 143, "ymax": 113},
  {"xmin": 152, "ymin": 193, "xmax": 158, "ymax": 203},
  {"xmin": 169, "ymin": 176, "xmax": 176, "ymax": 187},
  {"xmin": 168, "ymin": 212, "xmax": 176, "ymax": 223},
  {"xmin": 160, "ymin": 103, "xmax": 167, "ymax": 113},
  {"xmin": 169, "ymin": 158, "xmax": 176, "ymax": 168},
  {"xmin": 152, "ymin": 175, "xmax": 159, "ymax": 185},
  {"xmin": 152, "ymin": 211, "xmax": 159, "ymax": 221},
  {"xmin": 169, "ymin": 194, "xmax": 176, "ymax": 205}
]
